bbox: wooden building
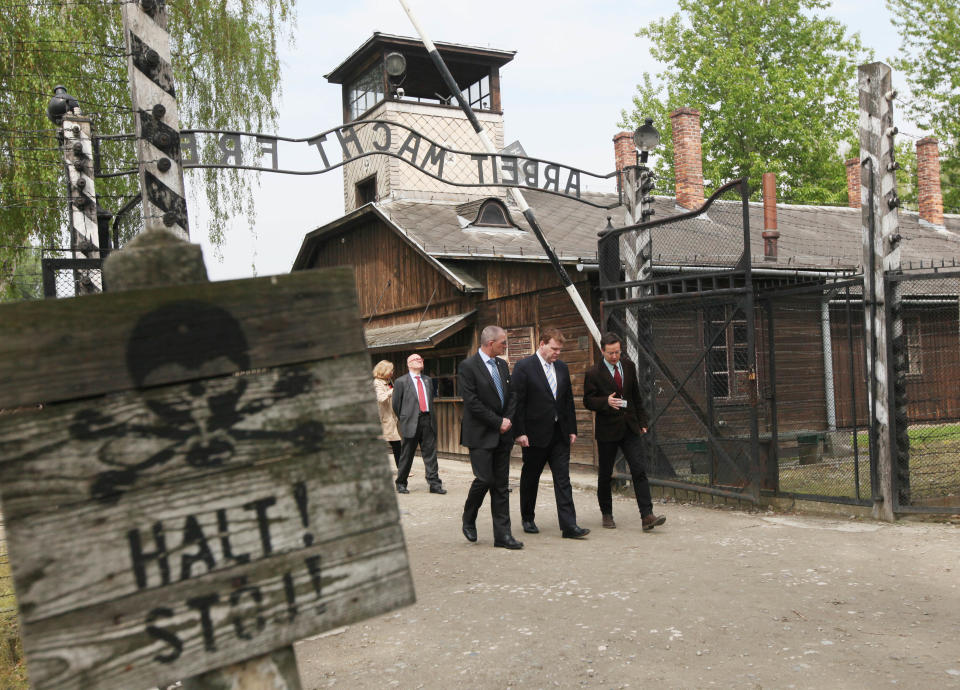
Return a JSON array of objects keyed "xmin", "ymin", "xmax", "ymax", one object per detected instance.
[{"xmin": 293, "ymin": 33, "xmax": 960, "ymax": 471}]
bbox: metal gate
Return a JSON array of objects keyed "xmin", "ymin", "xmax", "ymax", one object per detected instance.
[
  {"xmin": 40, "ymin": 257, "xmax": 105, "ymax": 298},
  {"xmin": 598, "ymin": 179, "xmax": 763, "ymax": 502},
  {"xmin": 886, "ymin": 268, "xmax": 960, "ymax": 513}
]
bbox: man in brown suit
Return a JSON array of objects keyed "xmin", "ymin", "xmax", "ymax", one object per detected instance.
[{"xmin": 583, "ymin": 332, "xmax": 666, "ymax": 531}]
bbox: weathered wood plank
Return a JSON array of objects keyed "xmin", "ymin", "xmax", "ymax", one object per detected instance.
[
  {"xmin": 0, "ymin": 267, "xmax": 365, "ymax": 409},
  {"xmin": 0, "ymin": 354, "xmax": 400, "ymax": 616},
  {"xmin": 0, "ymin": 264, "xmax": 416, "ymax": 689},
  {"xmin": 24, "ymin": 526, "xmax": 412, "ymax": 690}
]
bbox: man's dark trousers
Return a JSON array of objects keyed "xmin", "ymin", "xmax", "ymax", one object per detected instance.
[
  {"xmin": 463, "ymin": 436, "xmax": 513, "ymax": 539},
  {"xmin": 397, "ymin": 412, "xmax": 441, "ymax": 489},
  {"xmin": 596, "ymin": 432, "xmax": 654, "ymax": 517},
  {"xmin": 520, "ymin": 422, "xmax": 576, "ymax": 530}
]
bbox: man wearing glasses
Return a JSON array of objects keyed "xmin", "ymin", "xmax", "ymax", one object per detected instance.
[{"xmin": 392, "ymin": 353, "xmax": 446, "ymax": 494}]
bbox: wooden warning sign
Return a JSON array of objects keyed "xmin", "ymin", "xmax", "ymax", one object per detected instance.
[{"xmin": 0, "ymin": 267, "xmax": 415, "ymax": 690}]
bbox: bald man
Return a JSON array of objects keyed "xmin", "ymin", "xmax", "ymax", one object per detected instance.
[{"xmin": 392, "ymin": 353, "xmax": 446, "ymax": 494}]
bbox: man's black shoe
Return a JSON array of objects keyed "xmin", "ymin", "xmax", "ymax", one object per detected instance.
[
  {"xmin": 561, "ymin": 526, "xmax": 591, "ymax": 539},
  {"xmin": 462, "ymin": 522, "xmax": 477, "ymax": 543},
  {"xmin": 522, "ymin": 520, "xmax": 539, "ymax": 534},
  {"xmin": 493, "ymin": 535, "xmax": 524, "ymax": 550},
  {"xmin": 396, "ymin": 484, "xmax": 409, "ymax": 494},
  {"xmin": 429, "ymin": 486, "xmax": 447, "ymax": 494}
]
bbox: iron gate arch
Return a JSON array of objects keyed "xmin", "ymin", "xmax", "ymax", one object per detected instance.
[{"xmin": 597, "ymin": 178, "xmax": 764, "ymax": 502}]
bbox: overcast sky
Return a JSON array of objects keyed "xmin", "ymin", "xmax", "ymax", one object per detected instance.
[{"xmin": 188, "ymin": 0, "xmax": 913, "ymax": 281}]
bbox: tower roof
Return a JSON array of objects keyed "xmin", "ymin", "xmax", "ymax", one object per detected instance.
[{"xmin": 325, "ymin": 32, "xmax": 515, "ymax": 91}]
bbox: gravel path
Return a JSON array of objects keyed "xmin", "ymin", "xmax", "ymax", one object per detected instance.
[{"xmin": 294, "ymin": 456, "xmax": 960, "ymax": 689}]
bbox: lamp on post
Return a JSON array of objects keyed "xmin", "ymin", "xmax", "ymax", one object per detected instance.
[
  {"xmin": 385, "ymin": 51, "xmax": 407, "ymax": 99},
  {"xmin": 633, "ymin": 117, "xmax": 660, "ymax": 163},
  {"xmin": 633, "ymin": 117, "xmax": 660, "ymax": 222}
]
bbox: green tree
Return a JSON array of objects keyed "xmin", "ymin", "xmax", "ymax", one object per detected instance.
[
  {"xmin": 0, "ymin": 0, "xmax": 296, "ymax": 276},
  {"xmin": 621, "ymin": 0, "xmax": 869, "ymax": 205},
  {"xmin": 887, "ymin": 0, "xmax": 960, "ymax": 212},
  {"xmin": 0, "ymin": 248, "xmax": 43, "ymax": 302}
]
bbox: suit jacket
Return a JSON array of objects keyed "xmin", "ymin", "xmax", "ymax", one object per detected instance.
[
  {"xmin": 583, "ymin": 357, "xmax": 648, "ymax": 442},
  {"xmin": 392, "ymin": 372, "xmax": 437, "ymax": 438},
  {"xmin": 458, "ymin": 352, "xmax": 516, "ymax": 449},
  {"xmin": 512, "ymin": 354, "xmax": 577, "ymax": 447}
]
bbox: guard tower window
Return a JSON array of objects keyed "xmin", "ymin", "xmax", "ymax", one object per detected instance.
[
  {"xmin": 466, "ymin": 75, "xmax": 490, "ymax": 110},
  {"xmin": 347, "ymin": 64, "xmax": 385, "ymax": 120},
  {"xmin": 328, "ymin": 37, "xmax": 513, "ymax": 123},
  {"xmin": 476, "ymin": 199, "xmax": 511, "ymax": 227},
  {"xmin": 356, "ymin": 175, "xmax": 377, "ymax": 206}
]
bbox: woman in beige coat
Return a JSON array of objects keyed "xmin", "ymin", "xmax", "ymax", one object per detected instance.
[{"xmin": 373, "ymin": 360, "xmax": 402, "ymax": 467}]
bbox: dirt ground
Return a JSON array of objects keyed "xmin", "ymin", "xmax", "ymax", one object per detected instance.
[{"xmin": 294, "ymin": 456, "xmax": 960, "ymax": 689}]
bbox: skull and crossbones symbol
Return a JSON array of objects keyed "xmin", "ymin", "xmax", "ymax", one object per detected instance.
[{"xmin": 71, "ymin": 300, "xmax": 325, "ymax": 504}]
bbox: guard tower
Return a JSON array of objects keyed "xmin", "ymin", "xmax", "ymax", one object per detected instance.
[{"xmin": 326, "ymin": 33, "xmax": 515, "ymax": 211}]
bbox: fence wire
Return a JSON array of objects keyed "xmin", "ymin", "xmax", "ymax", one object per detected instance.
[
  {"xmin": 889, "ymin": 272, "xmax": 960, "ymax": 508},
  {"xmin": 760, "ymin": 282, "xmax": 873, "ymax": 504},
  {"xmin": 46, "ymin": 261, "xmax": 105, "ymax": 298}
]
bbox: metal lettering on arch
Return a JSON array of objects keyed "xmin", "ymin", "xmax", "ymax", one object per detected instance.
[{"xmin": 176, "ymin": 119, "xmax": 620, "ymax": 209}]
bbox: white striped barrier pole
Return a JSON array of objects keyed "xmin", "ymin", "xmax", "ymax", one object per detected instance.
[{"xmin": 121, "ymin": 0, "xmax": 189, "ymax": 238}]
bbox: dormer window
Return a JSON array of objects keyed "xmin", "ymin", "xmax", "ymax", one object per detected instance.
[{"xmin": 476, "ymin": 199, "xmax": 511, "ymax": 227}]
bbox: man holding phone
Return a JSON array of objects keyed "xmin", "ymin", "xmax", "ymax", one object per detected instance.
[{"xmin": 583, "ymin": 332, "xmax": 666, "ymax": 531}]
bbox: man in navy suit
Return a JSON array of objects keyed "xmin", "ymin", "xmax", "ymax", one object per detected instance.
[
  {"xmin": 459, "ymin": 325, "xmax": 523, "ymax": 549},
  {"xmin": 512, "ymin": 327, "xmax": 589, "ymax": 539}
]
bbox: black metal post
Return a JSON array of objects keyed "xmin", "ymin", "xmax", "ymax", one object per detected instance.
[
  {"xmin": 740, "ymin": 178, "xmax": 761, "ymax": 500},
  {"xmin": 844, "ymin": 285, "xmax": 862, "ymax": 500},
  {"xmin": 765, "ymin": 298, "xmax": 779, "ymax": 492}
]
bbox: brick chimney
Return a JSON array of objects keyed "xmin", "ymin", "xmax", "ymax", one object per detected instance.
[
  {"xmin": 916, "ymin": 137, "xmax": 944, "ymax": 226},
  {"xmin": 613, "ymin": 131, "xmax": 637, "ymax": 172},
  {"xmin": 669, "ymin": 108, "xmax": 704, "ymax": 210},
  {"xmin": 844, "ymin": 158, "xmax": 860, "ymax": 209},
  {"xmin": 762, "ymin": 172, "xmax": 779, "ymax": 261}
]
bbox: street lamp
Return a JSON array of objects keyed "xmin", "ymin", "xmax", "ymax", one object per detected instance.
[
  {"xmin": 633, "ymin": 117, "xmax": 660, "ymax": 164},
  {"xmin": 632, "ymin": 117, "xmax": 659, "ymax": 221},
  {"xmin": 46, "ymin": 85, "xmax": 79, "ymax": 124}
]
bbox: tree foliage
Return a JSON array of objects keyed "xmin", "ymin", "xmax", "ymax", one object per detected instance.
[
  {"xmin": 620, "ymin": 0, "xmax": 868, "ymax": 205},
  {"xmin": 0, "ymin": 0, "xmax": 296, "ymax": 296},
  {"xmin": 887, "ymin": 0, "xmax": 960, "ymax": 212}
]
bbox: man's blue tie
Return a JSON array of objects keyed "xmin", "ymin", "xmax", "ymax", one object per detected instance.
[
  {"xmin": 488, "ymin": 358, "xmax": 505, "ymax": 406},
  {"xmin": 545, "ymin": 362, "xmax": 557, "ymax": 398}
]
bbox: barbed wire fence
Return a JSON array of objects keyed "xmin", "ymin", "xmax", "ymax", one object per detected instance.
[
  {"xmin": 1, "ymin": 5, "xmax": 141, "ymax": 675},
  {"xmin": 1, "ymin": 3, "xmax": 147, "ymax": 305}
]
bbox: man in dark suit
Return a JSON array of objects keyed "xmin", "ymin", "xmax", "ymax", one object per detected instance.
[
  {"xmin": 459, "ymin": 325, "xmax": 523, "ymax": 549},
  {"xmin": 583, "ymin": 332, "xmax": 666, "ymax": 531},
  {"xmin": 513, "ymin": 327, "xmax": 589, "ymax": 539},
  {"xmin": 392, "ymin": 352, "xmax": 446, "ymax": 495}
]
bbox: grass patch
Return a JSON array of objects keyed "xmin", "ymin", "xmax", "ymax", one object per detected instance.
[
  {"xmin": 779, "ymin": 425, "xmax": 960, "ymax": 501},
  {"xmin": 1, "ymin": 544, "xmax": 29, "ymax": 690},
  {"xmin": 855, "ymin": 423, "xmax": 960, "ymax": 450},
  {"xmin": 778, "ymin": 459, "xmax": 872, "ymax": 498}
]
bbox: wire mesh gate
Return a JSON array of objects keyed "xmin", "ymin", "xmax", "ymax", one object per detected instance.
[
  {"xmin": 886, "ymin": 269, "xmax": 960, "ymax": 513},
  {"xmin": 756, "ymin": 278, "xmax": 874, "ymax": 506},
  {"xmin": 40, "ymin": 257, "xmax": 105, "ymax": 298},
  {"xmin": 598, "ymin": 179, "xmax": 764, "ymax": 502}
]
